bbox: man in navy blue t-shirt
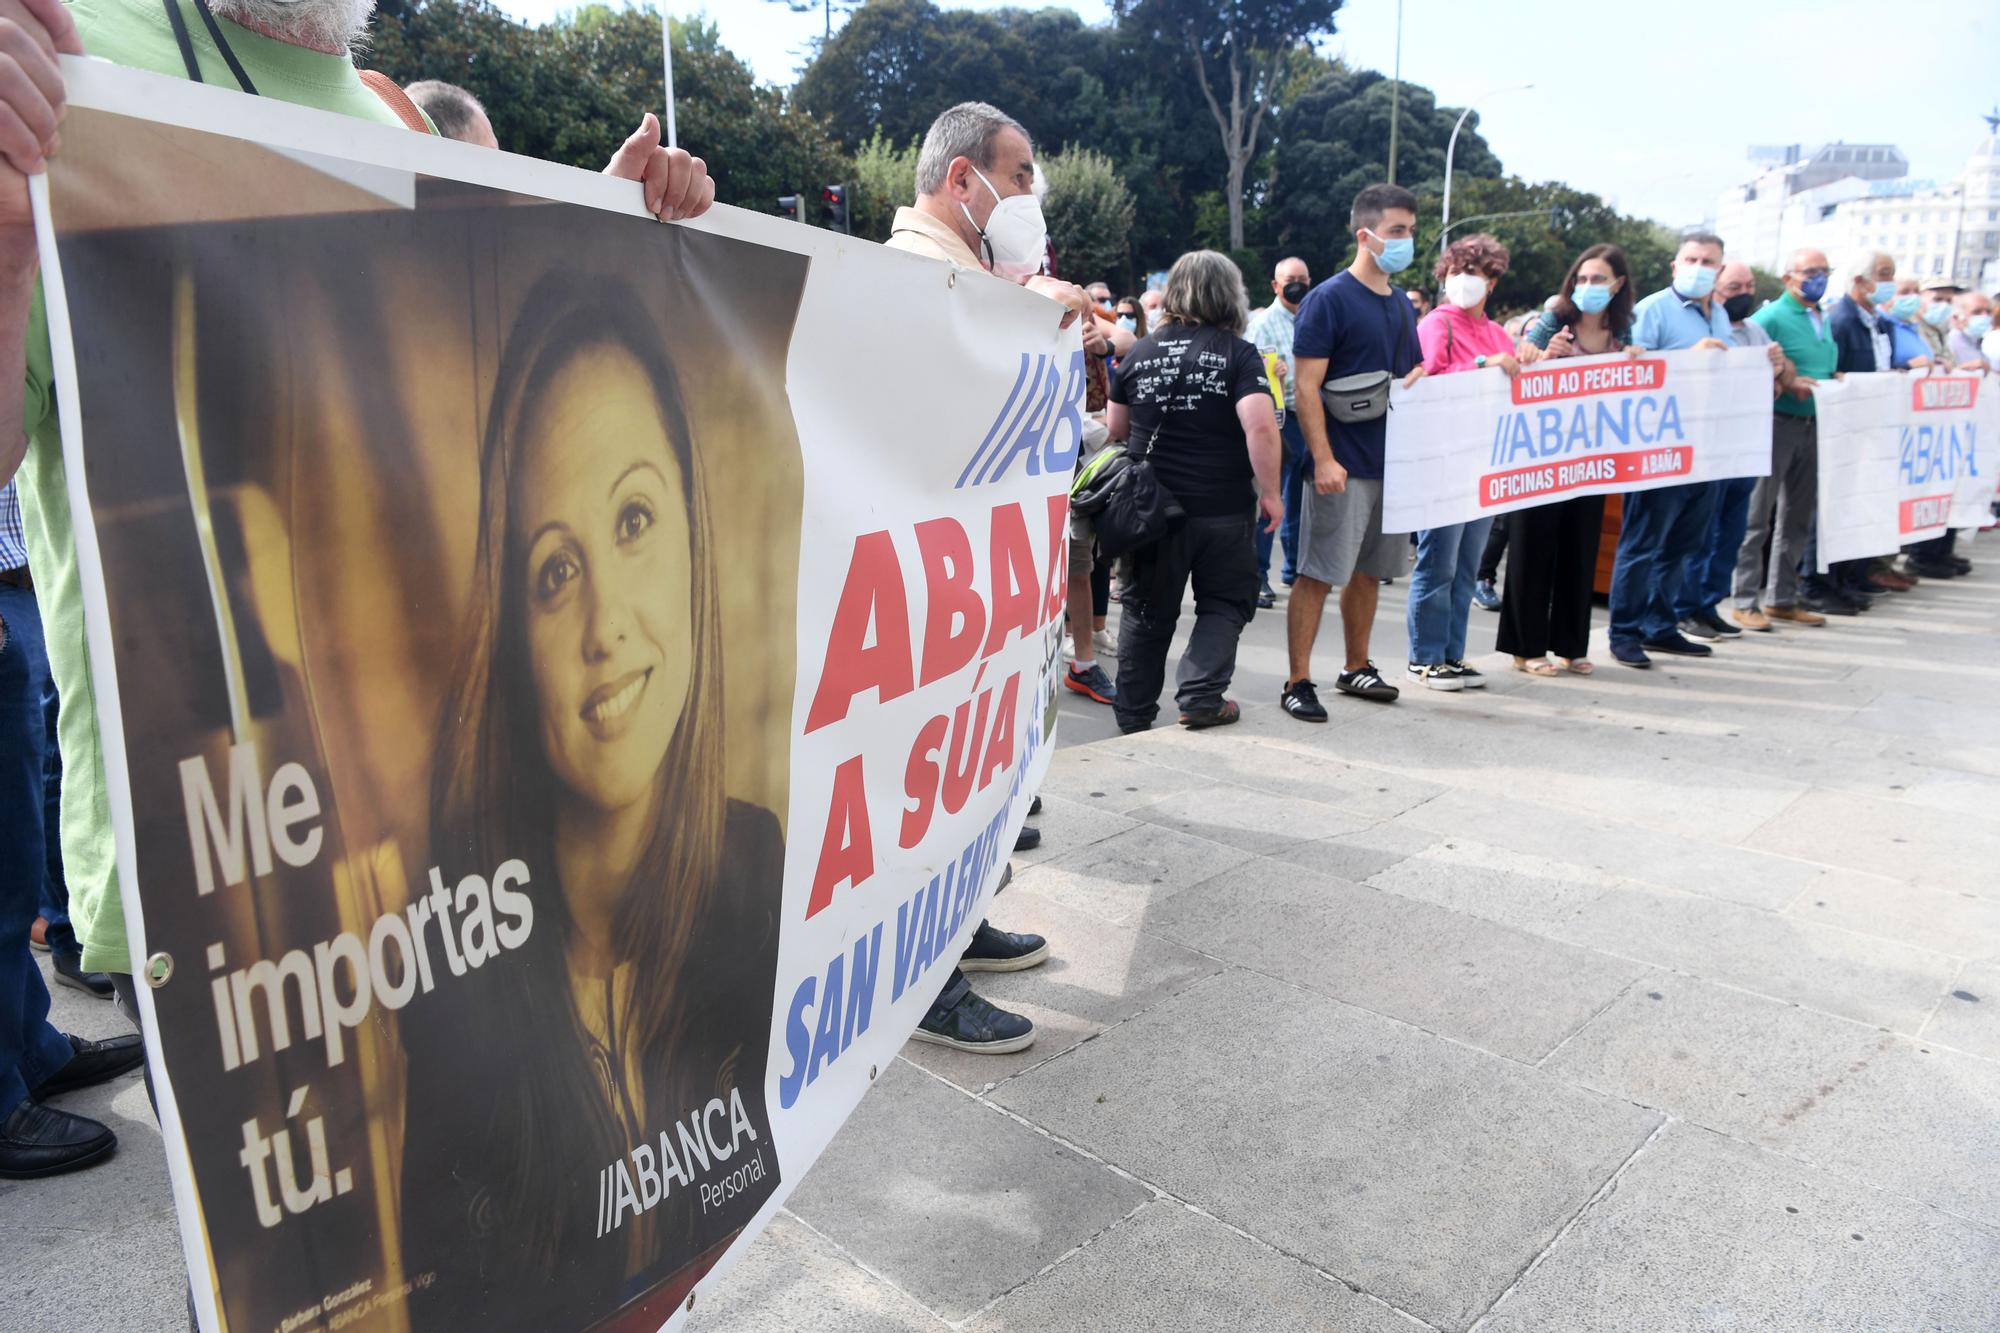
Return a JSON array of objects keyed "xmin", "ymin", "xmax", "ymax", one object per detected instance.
[{"xmin": 1283, "ymin": 183, "xmax": 1428, "ymax": 717}]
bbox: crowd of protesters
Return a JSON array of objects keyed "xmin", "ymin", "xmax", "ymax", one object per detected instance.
[{"xmin": 1, "ymin": 0, "xmax": 1996, "ymax": 1222}]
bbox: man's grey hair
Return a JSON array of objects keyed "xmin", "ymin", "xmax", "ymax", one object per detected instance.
[
  {"xmin": 407, "ymin": 80, "xmax": 488, "ymax": 143},
  {"xmin": 1835, "ymin": 249, "xmax": 1894, "ymax": 293},
  {"xmin": 1160, "ymin": 250, "xmax": 1249, "ymax": 336},
  {"xmin": 208, "ymin": 0, "xmax": 374, "ymax": 54},
  {"xmin": 915, "ymin": 102, "xmax": 1031, "ymax": 197}
]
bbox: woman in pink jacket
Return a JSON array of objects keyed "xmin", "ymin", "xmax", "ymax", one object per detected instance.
[{"xmin": 1404, "ymin": 234, "xmax": 1523, "ymax": 691}]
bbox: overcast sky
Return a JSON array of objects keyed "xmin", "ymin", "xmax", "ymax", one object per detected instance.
[{"xmin": 494, "ymin": 0, "xmax": 2000, "ymax": 228}]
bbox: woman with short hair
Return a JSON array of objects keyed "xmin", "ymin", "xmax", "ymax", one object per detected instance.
[
  {"xmin": 1105, "ymin": 250, "xmax": 1283, "ymax": 732},
  {"xmin": 1405, "ymin": 233, "xmax": 1521, "ymax": 691}
]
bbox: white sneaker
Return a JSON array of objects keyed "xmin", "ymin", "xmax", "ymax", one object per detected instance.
[
  {"xmin": 1093, "ymin": 629, "xmax": 1116, "ymax": 656},
  {"xmin": 1421, "ymin": 663, "xmax": 1465, "ymax": 692}
]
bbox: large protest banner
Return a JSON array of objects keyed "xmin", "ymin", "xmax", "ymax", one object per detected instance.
[
  {"xmin": 1813, "ymin": 371, "xmax": 1994, "ymax": 569},
  {"xmin": 33, "ymin": 59, "xmax": 1077, "ymax": 1333},
  {"xmin": 1381, "ymin": 347, "xmax": 1774, "ymax": 534}
]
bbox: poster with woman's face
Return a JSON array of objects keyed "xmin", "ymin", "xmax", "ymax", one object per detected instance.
[{"xmin": 48, "ymin": 103, "xmax": 804, "ymax": 1332}]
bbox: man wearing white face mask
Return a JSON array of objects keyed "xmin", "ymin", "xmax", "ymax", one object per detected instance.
[
  {"xmin": 888, "ymin": 101, "xmax": 1091, "ymax": 1058},
  {"xmin": 1607, "ymin": 232, "xmax": 1735, "ymax": 668}
]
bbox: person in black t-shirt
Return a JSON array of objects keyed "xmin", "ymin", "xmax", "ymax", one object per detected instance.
[{"xmin": 1105, "ymin": 250, "xmax": 1282, "ymax": 732}]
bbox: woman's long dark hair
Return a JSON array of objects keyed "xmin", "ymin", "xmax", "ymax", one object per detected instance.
[
  {"xmin": 1549, "ymin": 243, "xmax": 1635, "ymax": 338},
  {"xmin": 415, "ymin": 270, "xmax": 727, "ymax": 1279}
]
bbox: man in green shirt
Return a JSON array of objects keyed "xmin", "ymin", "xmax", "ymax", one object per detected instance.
[
  {"xmin": 1735, "ymin": 245, "xmax": 1836, "ymax": 630},
  {"xmin": 0, "ymin": 0, "xmax": 716, "ymax": 1176}
]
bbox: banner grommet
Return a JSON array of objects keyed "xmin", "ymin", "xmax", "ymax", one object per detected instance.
[{"xmin": 145, "ymin": 952, "xmax": 174, "ymax": 987}]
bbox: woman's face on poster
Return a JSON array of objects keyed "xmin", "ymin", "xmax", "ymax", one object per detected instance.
[{"xmin": 514, "ymin": 343, "xmax": 694, "ymax": 814}]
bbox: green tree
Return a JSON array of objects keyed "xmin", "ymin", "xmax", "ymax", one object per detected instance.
[
  {"xmin": 849, "ymin": 128, "xmax": 919, "ymax": 241},
  {"xmin": 1043, "ymin": 145, "xmax": 1136, "ymax": 286},
  {"xmin": 1268, "ymin": 67, "xmax": 1500, "ymax": 265},
  {"xmin": 1115, "ymin": 0, "xmax": 1342, "ymax": 250}
]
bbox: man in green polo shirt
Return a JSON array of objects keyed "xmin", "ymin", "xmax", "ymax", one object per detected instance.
[
  {"xmin": 1734, "ymin": 245, "xmax": 1838, "ymax": 630},
  {"xmin": 0, "ymin": 0, "xmax": 716, "ymax": 1176}
]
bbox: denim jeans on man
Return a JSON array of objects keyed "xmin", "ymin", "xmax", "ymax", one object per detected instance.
[
  {"xmin": 1115, "ymin": 515, "xmax": 1258, "ymax": 732},
  {"xmin": 1, "ymin": 583, "xmax": 81, "ymax": 1119},
  {"xmin": 1275, "ymin": 415, "xmax": 1308, "ymax": 583},
  {"xmin": 1679, "ymin": 476, "xmax": 1755, "ymax": 621},
  {"xmin": 1609, "ymin": 481, "xmax": 1718, "ymax": 646},
  {"xmin": 1406, "ymin": 516, "xmax": 1494, "ymax": 664}
]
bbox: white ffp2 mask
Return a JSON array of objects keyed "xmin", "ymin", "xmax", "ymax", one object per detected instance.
[{"xmin": 963, "ymin": 165, "xmax": 1049, "ymax": 279}]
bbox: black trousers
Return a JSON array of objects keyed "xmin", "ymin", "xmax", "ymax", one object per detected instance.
[
  {"xmin": 1477, "ymin": 518, "xmax": 1509, "ymax": 583},
  {"xmin": 1114, "ymin": 514, "xmax": 1257, "ymax": 732},
  {"xmin": 1497, "ymin": 494, "xmax": 1604, "ymax": 661}
]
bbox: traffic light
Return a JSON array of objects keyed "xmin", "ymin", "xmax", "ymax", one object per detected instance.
[
  {"xmin": 776, "ymin": 194, "xmax": 801, "ymax": 222},
  {"xmin": 822, "ymin": 183, "xmax": 849, "ymax": 235}
]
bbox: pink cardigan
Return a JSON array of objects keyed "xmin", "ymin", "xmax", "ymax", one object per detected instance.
[{"xmin": 1417, "ymin": 304, "xmax": 1515, "ymax": 375}]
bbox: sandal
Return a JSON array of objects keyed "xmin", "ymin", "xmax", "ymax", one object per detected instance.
[
  {"xmin": 1513, "ymin": 656, "xmax": 1558, "ymax": 677},
  {"xmin": 1560, "ymin": 658, "xmax": 1594, "ymax": 676}
]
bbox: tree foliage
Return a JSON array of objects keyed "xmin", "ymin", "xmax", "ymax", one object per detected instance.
[
  {"xmin": 368, "ymin": 1, "xmax": 847, "ymax": 211},
  {"xmin": 1043, "ymin": 146, "xmax": 1136, "ymax": 286},
  {"xmin": 848, "ymin": 129, "xmax": 919, "ymax": 241}
]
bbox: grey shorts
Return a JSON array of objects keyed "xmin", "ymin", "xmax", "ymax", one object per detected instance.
[{"xmin": 1298, "ymin": 477, "xmax": 1405, "ymax": 585}]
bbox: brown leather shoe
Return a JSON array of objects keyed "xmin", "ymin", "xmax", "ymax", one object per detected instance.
[
  {"xmin": 1732, "ymin": 607, "xmax": 1772, "ymax": 632},
  {"xmin": 1767, "ymin": 604, "xmax": 1827, "ymax": 626},
  {"xmin": 1868, "ymin": 570, "xmax": 1915, "ymax": 592}
]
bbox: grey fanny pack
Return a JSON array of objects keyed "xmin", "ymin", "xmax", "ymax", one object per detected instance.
[{"xmin": 1321, "ymin": 370, "xmax": 1393, "ymax": 424}]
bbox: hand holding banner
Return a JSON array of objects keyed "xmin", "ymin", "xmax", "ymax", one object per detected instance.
[{"xmin": 1381, "ymin": 347, "xmax": 1775, "ymax": 534}]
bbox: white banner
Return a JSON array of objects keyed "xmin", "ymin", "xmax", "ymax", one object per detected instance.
[
  {"xmin": 1813, "ymin": 371, "xmax": 1995, "ymax": 568},
  {"xmin": 1381, "ymin": 347, "xmax": 1775, "ymax": 533},
  {"xmin": 35, "ymin": 58, "xmax": 1074, "ymax": 1333}
]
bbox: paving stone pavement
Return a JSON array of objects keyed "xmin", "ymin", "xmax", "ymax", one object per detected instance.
[{"xmin": 7, "ymin": 554, "xmax": 1999, "ymax": 1332}]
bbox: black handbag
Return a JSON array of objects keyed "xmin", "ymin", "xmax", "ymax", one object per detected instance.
[{"xmin": 1092, "ymin": 338, "xmax": 1194, "ymax": 559}]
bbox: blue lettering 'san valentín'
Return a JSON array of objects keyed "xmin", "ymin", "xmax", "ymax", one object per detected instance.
[
  {"xmin": 595, "ymin": 1087, "xmax": 762, "ymax": 1237},
  {"xmin": 1489, "ymin": 394, "xmax": 1685, "ymax": 465}
]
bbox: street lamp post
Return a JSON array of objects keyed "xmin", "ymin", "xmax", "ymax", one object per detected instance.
[{"xmin": 1441, "ymin": 82, "xmax": 1533, "ymax": 259}]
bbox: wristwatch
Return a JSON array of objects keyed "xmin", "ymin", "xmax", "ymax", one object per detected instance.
[{"xmin": 1475, "ymin": 354, "xmax": 1488, "ymax": 368}]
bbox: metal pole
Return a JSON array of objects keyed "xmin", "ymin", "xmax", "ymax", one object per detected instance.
[
  {"xmin": 1440, "ymin": 82, "xmax": 1532, "ymax": 261},
  {"xmin": 662, "ymin": 10, "xmax": 678, "ymax": 149},
  {"xmin": 1386, "ymin": 0, "xmax": 1402, "ymax": 185}
]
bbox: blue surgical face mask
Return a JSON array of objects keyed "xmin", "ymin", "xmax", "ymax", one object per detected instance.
[
  {"xmin": 1922, "ymin": 300, "xmax": 1953, "ymax": 328},
  {"xmin": 1869, "ymin": 280, "xmax": 1897, "ymax": 308},
  {"xmin": 1117, "ymin": 316, "xmax": 1137, "ymax": 332},
  {"xmin": 1366, "ymin": 229, "xmax": 1415, "ymax": 274},
  {"xmin": 1799, "ymin": 273, "xmax": 1830, "ymax": 303},
  {"xmin": 1673, "ymin": 262, "xmax": 1718, "ymax": 300},
  {"xmin": 1890, "ymin": 293, "xmax": 1921, "ymax": 320},
  {"xmin": 1969, "ymin": 314, "xmax": 1996, "ymax": 339},
  {"xmin": 1572, "ymin": 283, "xmax": 1612, "ymax": 314}
]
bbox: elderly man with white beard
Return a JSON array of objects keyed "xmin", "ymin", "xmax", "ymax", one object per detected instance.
[{"xmin": 0, "ymin": 0, "xmax": 716, "ymax": 1177}]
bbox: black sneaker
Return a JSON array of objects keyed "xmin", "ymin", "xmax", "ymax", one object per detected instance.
[
  {"xmin": 29, "ymin": 1034, "xmax": 145, "ymax": 1100},
  {"xmin": 1446, "ymin": 660, "xmax": 1486, "ymax": 688},
  {"xmin": 1418, "ymin": 663, "xmax": 1464, "ymax": 692},
  {"xmin": 1256, "ymin": 585, "xmax": 1277, "ymax": 609},
  {"xmin": 1696, "ymin": 608, "xmax": 1742, "ymax": 637},
  {"xmin": 1641, "ymin": 631, "xmax": 1713, "ymax": 657},
  {"xmin": 1677, "ymin": 615, "xmax": 1720, "ymax": 641},
  {"xmin": 52, "ymin": 953, "xmax": 115, "ymax": 1000},
  {"xmin": 1179, "ymin": 698, "xmax": 1241, "ymax": 729},
  {"xmin": 912, "ymin": 978, "xmax": 1035, "ymax": 1053},
  {"xmin": 1336, "ymin": 662, "xmax": 1400, "ymax": 702},
  {"xmin": 1065, "ymin": 661, "xmax": 1117, "ymax": 705},
  {"xmin": 1028, "ymin": 795, "xmax": 1042, "ymax": 816},
  {"xmin": 959, "ymin": 921, "xmax": 1049, "ymax": 973},
  {"xmin": 1013, "ymin": 824, "xmax": 1041, "ymax": 853},
  {"xmin": 1950, "ymin": 556, "xmax": 1972, "ymax": 575},
  {"xmin": 1281, "ymin": 678, "xmax": 1329, "ymax": 722},
  {"xmin": 1803, "ymin": 593, "xmax": 1858, "ymax": 617}
]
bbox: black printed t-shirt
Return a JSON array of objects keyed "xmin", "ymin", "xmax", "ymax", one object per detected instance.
[{"xmin": 1107, "ymin": 323, "xmax": 1272, "ymax": 517}]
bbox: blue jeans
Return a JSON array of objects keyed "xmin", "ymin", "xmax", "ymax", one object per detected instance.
[
  {"xmin": 1, "ymin": 582, "xmax": 80, "ymax": 1118},
  {"xmin": 1609, "ymin": 482, "xmax": 1718, "ymax": 646},
  {"xmin": 1679, "ymin": 476, "xmax": 1754, "ymax": 621},
  {"xmin": 1406, "ymin": 517, "xmax": 1493, "ymax": 664},
  {"xmin": 1276, "ymin": 415, "xmax": 1307, "ymax": 582}
]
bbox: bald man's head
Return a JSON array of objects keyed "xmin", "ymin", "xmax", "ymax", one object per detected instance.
[
  {"xmin": 1272, "ymin": 255, "xmax": 1310, "ymax": 310},
  {"xmin": 1783, "ymin": 248, "xmax": 1831, "ymax": 306},
  {"xmin": 407, "ymin": 80, "xmax": 499, "ymax": 149}
]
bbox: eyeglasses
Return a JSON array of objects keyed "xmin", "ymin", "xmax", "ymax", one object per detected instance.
[{"xmin": 1792, "ymin": 268, "xmax": 1830, "ymax": 279}]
